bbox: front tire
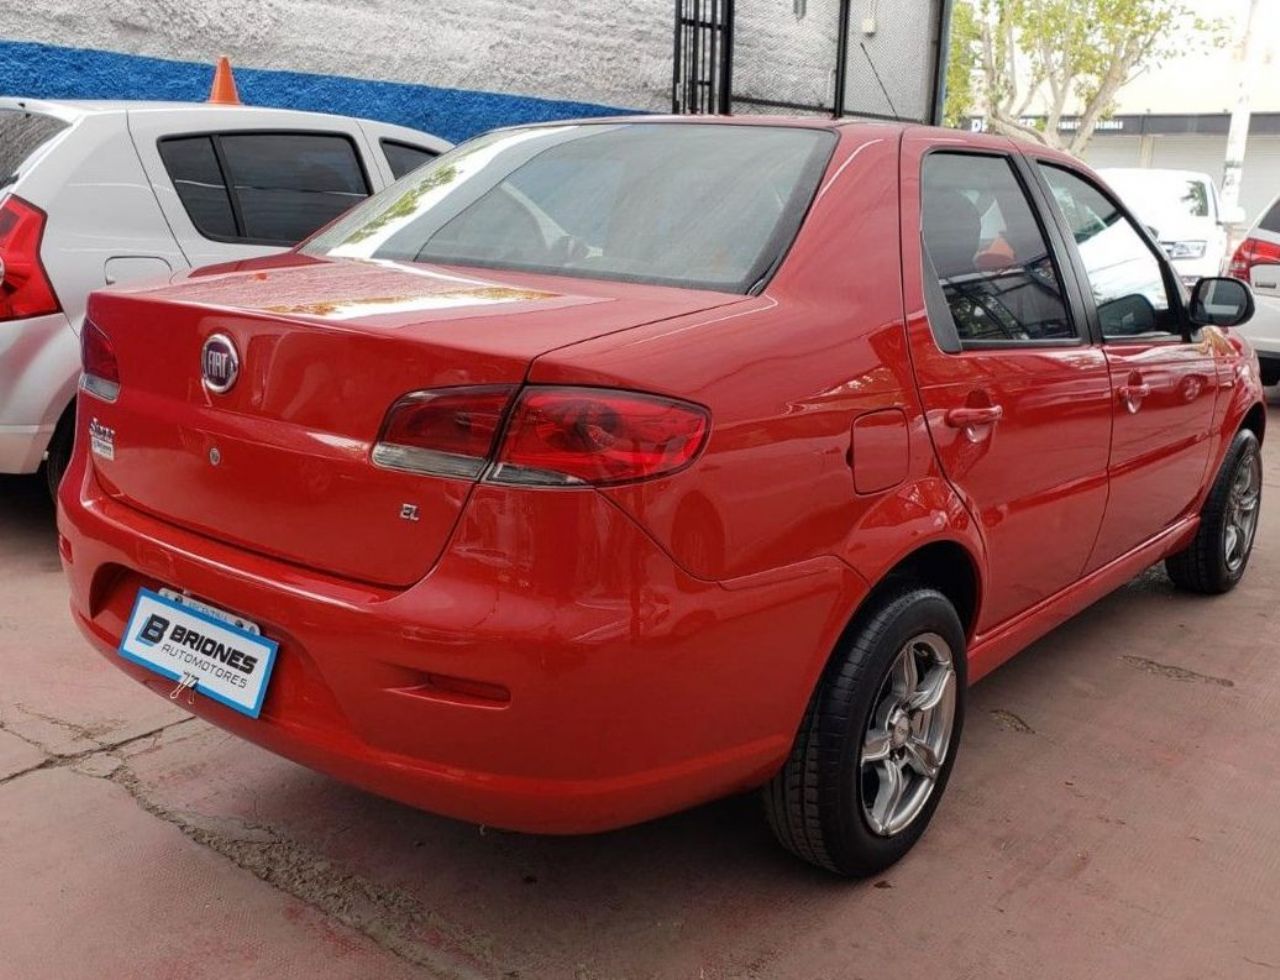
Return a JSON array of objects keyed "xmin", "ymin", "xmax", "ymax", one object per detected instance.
[
  {"xmin": 1166, "ymin": 428, "xmax": 1262, "ymax": 594},
  {"xmin": 763, "ymin": 587, "xmax": 966, "ymax": 877}
]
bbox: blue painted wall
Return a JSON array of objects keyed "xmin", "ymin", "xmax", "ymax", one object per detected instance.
[{"xmin": 0, "ymin": 41, "xmax": 635, "ymax": 143}]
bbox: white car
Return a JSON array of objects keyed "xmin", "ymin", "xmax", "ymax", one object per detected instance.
[
  {"xmin": 0, "ymin": 97, "xmax": 449, "ymax": 493},
  {"xmin": 1236, "ymin": 295, "xmax": 1280, "ymax": 390},
  {"xmin": 1099, "ymin": 167, "xmax": 1243, "ymax": 286},
  {"xmin": 1226, "ymin": 192, "xmax": 1280, "ymax": 387}
]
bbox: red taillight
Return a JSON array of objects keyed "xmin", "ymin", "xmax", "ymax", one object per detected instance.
[
  {"xmin": 0, "ymin": 195, "xmax": 60, "ymax": 322},
  {"xmin": 1228, "ymin": 236, "xmax": 1280, "ymax": 281},
  {"xmin": 372, "ymin": 386, "xmax": 516, "ymax": 479},
  {"xmin": 491, "ymin": 387, "xmax": 710, "ymax": 486},
  {"xmin": 372, "ymin": 385, "xmax": 711, "ymax": 486},
  {"xmin": 80, "ymin": 319, "xmax": 120, "ymax": 401}
]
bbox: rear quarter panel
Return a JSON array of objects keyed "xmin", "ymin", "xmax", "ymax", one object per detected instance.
[{"xmin": 528, "ymin": 125, "xmax": 984, "ymax": 602}]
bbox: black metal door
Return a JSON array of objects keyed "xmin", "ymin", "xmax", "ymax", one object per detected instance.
[{"xmin": 672, "ymin": 0, "xmax": 735, "ymax": 114}]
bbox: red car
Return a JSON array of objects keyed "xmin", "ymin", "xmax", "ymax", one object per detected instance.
[{"xmin": 60, "ymin": 118, "xmax": 1265, "ymax": 876}]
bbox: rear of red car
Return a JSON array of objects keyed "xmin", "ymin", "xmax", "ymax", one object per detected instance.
[{"xmin": 58, "ymin": 119, "xmax": 861, "ymax": 831}]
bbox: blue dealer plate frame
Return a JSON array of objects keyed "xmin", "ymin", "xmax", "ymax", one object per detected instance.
[{"xmin": 118, "ymin": 588, "xmax": 280, "ymax": 719}]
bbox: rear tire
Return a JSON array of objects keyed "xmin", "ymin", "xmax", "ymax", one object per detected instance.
[
  {"xmin": 43, "ymin": 408, "xmax": 75, "ymax": 500},
  {"xmin": 1166, "ymin": 428, "xmax": 1262, "ymax": 595},
  {"xmin": 763, "ymin": 586, "xmax": 966, "ymax": 877}
]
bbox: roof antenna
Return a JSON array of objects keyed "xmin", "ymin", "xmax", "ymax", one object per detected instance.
[
  {"xmin": 208, "ymin": 56, "xmax": 242, "ymax": 105},
  {"xmin": 858, "ymin": 41, "xmax": 899, "ymax": 120}
]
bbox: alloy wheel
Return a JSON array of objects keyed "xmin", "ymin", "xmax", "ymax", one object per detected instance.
[
  {"xmin": 1224, "ymin": 448, "xmax": 1262, "ymax": 574},
  {"xmin": 859, "ymin": 632, "xmax": 957, "ymax": 837}
]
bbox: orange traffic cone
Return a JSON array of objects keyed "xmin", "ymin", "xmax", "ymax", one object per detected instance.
[{"xmin": 208, "ymin": 56, "xmax": 241, "ymax": 105}]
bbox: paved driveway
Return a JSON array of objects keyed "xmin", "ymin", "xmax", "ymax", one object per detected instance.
[{"xmin": 3, "ymin": 404, "xmax": 1279, "ymax": 979}]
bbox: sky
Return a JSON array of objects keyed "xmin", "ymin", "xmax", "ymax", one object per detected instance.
[{"xmin": 1110, "ymin": 0, "xmax": 1280, "ymax": 114}]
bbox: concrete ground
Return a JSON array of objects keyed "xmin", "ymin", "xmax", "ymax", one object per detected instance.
[{"xmin": 3, "ymin": 405, "xmax": 1279, "ymax": 980}]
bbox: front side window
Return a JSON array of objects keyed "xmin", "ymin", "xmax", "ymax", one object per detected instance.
[
  {"xmin": 921, "ymin": 152, "xmax": 1075, "ymax": 345},
  {"xmin": 304, "ymin": 123, "xmax": 836, "ymax": 294},
  {"xmin": 1039, "ymin": 165, "xmax": 1179, "ymax": 340},
  {"xmin": 159, "ymin": 132, "xmax": 370, "ymax": 245}
]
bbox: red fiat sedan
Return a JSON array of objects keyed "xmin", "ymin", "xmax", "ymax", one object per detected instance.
[{"xmin": 60, "ymin": 118, "xmax": 1265, "ymax": 876}]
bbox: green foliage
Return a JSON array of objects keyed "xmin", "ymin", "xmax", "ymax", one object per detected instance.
[
  {"xmin": 948, "ymin": 0, "xmax": 1226, "ymax": 153},
  {"xmin": 943, "ymin": 0, "xmax": 980, "ymax": 127}
]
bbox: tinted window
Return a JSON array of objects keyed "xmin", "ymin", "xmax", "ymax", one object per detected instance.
[
  {"xmin": 1039, "ymin": 165, "xmax": 1179, "ymax": 339},
  {"xmin": 0, "ymin": 109, "xmax": 69, "ymax": 183},
  {"xmin": 382, "ymin": 140, "xmax": 437, "ymax": 180},
  {"xmin": 1259, "ymin": 198, "xmax": 1280, "ymax": 235},
  {"xmin": 219, "ymin": 133, "xmax": 369, "ymax": 244},
  {"xmin": 158, "ymin": 137, "xmax": 238, "ymax": 239},
  {"xmin": 921, "ymin": 153, "xmax": 1075, "ymax": 345},
  {"xmin": 305, "ymin": 123, "xmax": 835, "ymax": 293}
]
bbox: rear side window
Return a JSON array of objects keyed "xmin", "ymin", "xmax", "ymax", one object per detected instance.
[
  {"xmin": 0, "ymin": 109, "xmax": 69, "ymax": 182},
  {"xmin": 921, "ymin": 152, "xmax": 1075, "ymax": 347},
  {"xmin": 158, "ymin": 132, "xmax": 371, "ymax": 245},
  {"xmin": 158, "ymin": 137, "xmax": 238, "ymax": 239},
  {"xmin": 381, "ymin": 140, "xmax": 437, "ymax": 179},
  {"xmin": 1259, "ymin": 198, "xmax": 1280, "ymax": 235}
]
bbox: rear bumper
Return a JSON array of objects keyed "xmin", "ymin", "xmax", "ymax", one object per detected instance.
[
  {"xmin": 0, "ymin": 423, "xmax": 53, "ymax": 474},
  {"xmin": 0, "ymin": 311, "xmax": 77, "ymax": 474},
  {"xmin": 58, "ymin": 448, "xmax": 862, "ymax": 833}
]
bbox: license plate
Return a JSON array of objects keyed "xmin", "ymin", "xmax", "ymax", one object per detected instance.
[{"xmin": 119, "ymin": 588, "xmax": 279, "ymax": 719}]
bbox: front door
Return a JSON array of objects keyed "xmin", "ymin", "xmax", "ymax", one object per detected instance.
[
  {"xmin": 902, "ymin": 136, "xmax": 1114, "ymax": 633},
  {"xmin": 1033, "ymin": 162, "xmax": 1217, "ymax": 570}
]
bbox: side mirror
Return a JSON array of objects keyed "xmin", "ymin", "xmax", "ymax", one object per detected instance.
[
  {"xmin": 1190, "ymin": 276, "xmax": 1255, "ymax": 328},
  {"xmin": 1220, "ymin": 204, "xmax": 1247, "ymax": 226}
]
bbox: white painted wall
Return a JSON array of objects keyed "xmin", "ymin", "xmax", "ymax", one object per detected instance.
[
  {"xmin": 0, "ymin": 0, "xmax": 944, "ymax": 119},
  {"xmin": 0, "ymin": 0, "xmax": 676, "ymax": 109}
]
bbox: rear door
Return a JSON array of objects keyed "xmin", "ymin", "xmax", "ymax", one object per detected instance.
[
  {"xmin": 129, "ymin": 111, "xmax": 378, "ymax": 267},
  {"xmin": 1030, "ymin": 158, "xmax": 1217, "ymax": 570},
  {"xmin": 902, "ymin": 132, "xmax": 1113, "ymax": 633}
]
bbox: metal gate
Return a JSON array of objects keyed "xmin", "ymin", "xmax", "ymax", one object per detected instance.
[
  {"xmin": 673, "ymin": 0, "xmax": 952, "ymax": 125},
  {"xmin": 672, "ymin": 0, "xmax": 734, "ymax": 115}
]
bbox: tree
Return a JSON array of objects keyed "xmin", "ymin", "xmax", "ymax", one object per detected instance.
[
  {"xmin": 943, "ymin": 1, "xmax": 980, "ymax": 128},
  {"xmin": 948, "ymin": 0, "xmax": 1222, "ymax": 155}
]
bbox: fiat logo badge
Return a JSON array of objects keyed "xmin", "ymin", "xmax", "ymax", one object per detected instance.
[{"xmin": 201, "ymin": 334, "xmax": 239, "ymax": 394}]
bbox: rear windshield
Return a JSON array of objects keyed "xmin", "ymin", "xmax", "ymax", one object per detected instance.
[
  {"xmin": 0, "ymin": 109, "xmax": 69, "ymax": 186},
  {"xmin": 1259, "ymin": 198, "xmax": 1280, "ymax": 234},
  {"xmin": 303, "ymin": 123, "xmax": 836, "ymax": 293}
]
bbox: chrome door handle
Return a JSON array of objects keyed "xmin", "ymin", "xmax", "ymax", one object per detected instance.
[
  {"xmin": 1118, "ymin": 383, "xmax": 1151, "ymax": 401},
  {"xmin": 1118, "ymin": 382, "xmax": 1151, "ymax": 413},
  {"xmin": 945, "ymin": 405, "xmax": 1004, "ymax": 427}
]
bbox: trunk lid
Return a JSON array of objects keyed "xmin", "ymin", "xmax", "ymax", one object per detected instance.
[{"xmin": 86, "ymin": 255, "xmax": 739, "ymax": 587}]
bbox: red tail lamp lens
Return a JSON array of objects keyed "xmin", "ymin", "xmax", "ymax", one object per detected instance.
[
  {"xmin": 493, "ymin": 387, "xmax": 710, "ymax": 485},
  {"xmin": 0, "ymin": 195, "xmax": 60, "ymax": 322},
  {"xmin": 80, "ymin": 320, "xmax": 120, "ymax": 401},
  {"xmin": 373, "ymin": 386, "xmax": 516, "ymax": 478},
  {"xmin": 1229, "ymin": 236, "xmax": 1280, "ymax": 281}
]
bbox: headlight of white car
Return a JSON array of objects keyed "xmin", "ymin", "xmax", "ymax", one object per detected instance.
[{"xmin": 1162, "ymin": 240, "xmax": 1208, "ymax": 260}]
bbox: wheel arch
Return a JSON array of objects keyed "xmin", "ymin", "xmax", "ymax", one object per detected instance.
[
  {"xmin": 1241, "ymin": 401, "xmax": 1266, "ymax": 444},
  {"xmin": 868, "ymin": 540, "xmax": 982, "ymax": 641}
]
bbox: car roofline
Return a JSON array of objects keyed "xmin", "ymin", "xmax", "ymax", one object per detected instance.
[{"xmin": 0, "ymin": 95, "xmax": 400, "ymax": 129}]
